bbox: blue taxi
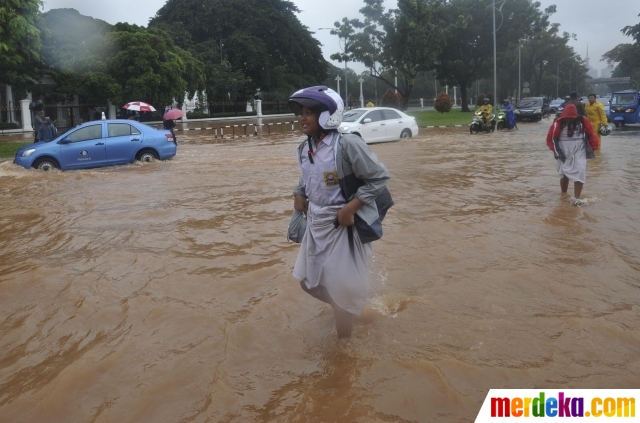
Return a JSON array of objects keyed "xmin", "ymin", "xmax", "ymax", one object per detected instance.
[{"xmin": 14, "ymin": 120, "xmax": 177, "ymax": 171}]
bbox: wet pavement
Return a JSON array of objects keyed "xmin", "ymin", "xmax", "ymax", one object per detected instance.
[{"xmin": 1, "ymin": 118, "xmax": 639, "ymax": 422}]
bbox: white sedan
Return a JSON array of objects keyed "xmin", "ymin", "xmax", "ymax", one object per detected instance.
[{"xmin": 338, "ymin": 107, "xmax": 419, "ymax": 144}]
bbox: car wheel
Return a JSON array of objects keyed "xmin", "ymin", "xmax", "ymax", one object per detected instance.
[
  {"xmin": 138, "ymin": 150, "xmax": 158, "ymax": 162},
  {"xmin": 34, "ymin": 158, "xmax": 59, "ymax": 171},
  {"xmin": 400, "ymin": 129, "xmax": 412, "ymax": 139}
]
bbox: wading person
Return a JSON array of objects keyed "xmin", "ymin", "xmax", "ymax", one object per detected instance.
[
  {"xmin": 585, "ymin": 93, "xmax": 608, "ymax": 149},
  {"xmin": 290, "ymin": 86, "xmax": 391, "ymax": 338},
  {"xmin": 163, "ymin": 117, "xmax": 177, "ymax": 144},
  {"xmin": 37, "ymin": 117, "xmax": 57, "ymax": 142},
  {"xmin": 33, "ymin": 109, "xmax": 44, "ymax": 142},
  {"xmin": 567, "ymin": 91, "xmax": 586, "ymax": 117},
  {"xmin": 546, "ymin": 103, "xmax": 599, "ymax": 205}
]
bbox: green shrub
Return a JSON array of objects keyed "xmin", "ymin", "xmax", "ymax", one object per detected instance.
[
  {"xmin": 0, "ymin": 122, "xmax": 20, "ymax": 130},
  {"xmin": 434, "ymin": 91, "xmax": 453, "ymax": 113}
]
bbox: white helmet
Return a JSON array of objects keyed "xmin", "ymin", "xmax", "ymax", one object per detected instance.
[
  {"xmin": 288, "ymin": 86, "xmax": 344, "ymax": 130},
  {"xmin": 599, "ymin": 125, "xmax": 612, "ymax": 136}
]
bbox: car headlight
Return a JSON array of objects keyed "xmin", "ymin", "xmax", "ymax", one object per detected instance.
[
  {"xmin": 340, "ymin": 126, "xmax": 350, "ymax": 132},
  {"xmin": 21, "ymin": 149, "xmax": 36, "ymax": 157},
  {"xmin": 625, "ymin": 108, "xmax": 635, "ymax": 113},
  {"xmin": 534, "ymin": 108, "xmax": 541, "ymax": 114}
]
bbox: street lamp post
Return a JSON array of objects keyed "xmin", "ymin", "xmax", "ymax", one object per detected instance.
[
  {"xmin": 219, "ymin": 40, "xmax": 224, "ymax": 63},
  {"xmin": 518, "ymin": 39, "xmax": 523, "ymax": 102},
  {"xmin": 335, "ymin": 75, "xmax": 342, "ymax": 96},
  {"xmin": 492, "ymin": 0, "xmax": 499, "ymax": 107},
  {"xmin": 358, "ymin": 77, "xmax": 364, "ymax": 108}
]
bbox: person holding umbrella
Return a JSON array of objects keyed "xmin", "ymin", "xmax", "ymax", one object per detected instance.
[{"xmin": 163, "ymin": 108, "xmax": 184, "ymax": 144}]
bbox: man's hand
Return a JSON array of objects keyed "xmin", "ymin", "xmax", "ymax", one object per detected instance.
[
  {"xmin": 553, "ymin": 152, "xmax": 559, "ymax": 160},
  {"xmin": 294, "ymin": 195, "xmax": 308, "ymax": 213}
]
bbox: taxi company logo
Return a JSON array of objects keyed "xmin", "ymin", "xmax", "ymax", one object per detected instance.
[{"xmin": 81, "ymin": 150, "xmax": 88, "ymax": 156}]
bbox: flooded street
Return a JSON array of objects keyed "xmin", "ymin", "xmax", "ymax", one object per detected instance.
[{"xmin": 1, "ymin": 119, "xmax": 639, "ymax": 422}]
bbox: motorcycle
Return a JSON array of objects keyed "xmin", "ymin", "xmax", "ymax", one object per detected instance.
[
  {"xmin": 496, "ymin": 109, "xmax": 517, "ymax": 130},
  {"xmin": 470, "ymin": 111, "xmax": 496, "ymax": 134}
]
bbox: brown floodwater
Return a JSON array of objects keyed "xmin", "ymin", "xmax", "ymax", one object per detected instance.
[{"xmin": 1, "ymin": 119, "xmax": 639, "ymax": 422}]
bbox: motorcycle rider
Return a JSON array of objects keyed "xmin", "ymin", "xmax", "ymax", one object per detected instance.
[
  {"xmin": 501, "ymin": 99, "xmax": 516, "ymax": 129},
  {"xmin": 478, "ymin": 98, "xmax": 493, "ymax": 128}
]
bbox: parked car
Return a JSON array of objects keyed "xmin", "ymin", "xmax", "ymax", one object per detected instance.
[
  {"xmin": 549, "ymin": 99, "xmax": 564, "ymax": 113},
  {"xmin": 514, "ymin": 97, "xmax": 550, "ymax": 121},
  {"xmin": 338, "ymin": 107, "xmax": 419, "ymax": 144},
  {"xmin": 14, "ymin": 120, "xmax": 177, "ymax": 171}
]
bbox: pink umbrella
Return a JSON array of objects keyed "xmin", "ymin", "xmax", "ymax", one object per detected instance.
[
  {"xmin": 163, "ymin": 109, "xmax": 184, "ymax": 120},
  {"xmin": 122, "ymin": 101, "xmax": 156, "ymax": 112}
]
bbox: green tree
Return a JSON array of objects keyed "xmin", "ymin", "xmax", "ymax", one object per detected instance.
[
  {"xmin": 149, "ymin": 0, "xmax": 327, "ymax": 99},
  {"xmin": 336, "ymin": 0, "xmax": 449, "ymax": 110},
  {"xmin": 603, "ymin": 14, "xmax": 640, "ymax": 89},
  {"xmin": 0, "ymin": 0, "xmax": 46, "ymax": 97},
  {"xmin": 433, "ymin": 0, "xmax": 548, "ymax": 111},
  {"xmin": 41, "ymin": 10, "xmax": 206, "ymax": 108}
]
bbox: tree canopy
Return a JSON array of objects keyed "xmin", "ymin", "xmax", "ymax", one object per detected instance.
[
  {"xmin": 41, "ymin": 9, "xmax": 205, "ymax": 107},
  {"xmin": 0, "ymin": 0, "xmax": 45, "ymax": 97},
  {"xmin": 336, "ymin": 0, "xmax": 450, "ymax": 110},
  {"xmin": 603, "ymin": 13, "xmax": 640, "ymax": 89},
  {"xmin": 148, "ymin": 0, "xmax": 328, "ymax": 104}
]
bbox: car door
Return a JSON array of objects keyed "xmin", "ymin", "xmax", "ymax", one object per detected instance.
[
  {"xmin": 381, "ymin": 109, "xmax": 403, "ymax": 140},
  {"xmin": 360, "ymin": 110, "xmax": 386, "ymax": 143},
  {"xmin": 106, "ymin": 123, "xmax": 144, "ymax": 164},
  {"xmin": 59, "ymin": 123, "xmax": 107, "ymax": 169}
]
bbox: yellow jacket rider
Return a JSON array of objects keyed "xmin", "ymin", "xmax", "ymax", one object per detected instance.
[{"xmin": 478, "ymin": 98, "xmax": 493, "ymax": 127}]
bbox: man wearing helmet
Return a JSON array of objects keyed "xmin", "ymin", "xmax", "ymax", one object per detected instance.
[
  {"xmin": 585, "ymin": 93, "xmax": 609, "ymax": 149},
  {"xmin": 289, "ymin": 86, "xmax": 391, "ymax": 338},
  {"xmin": 478, "ymin": 98, "xmax": 493, "ymax": 128}
]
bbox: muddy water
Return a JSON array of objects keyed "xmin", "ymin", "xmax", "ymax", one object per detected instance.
[{"xmin": 1, "ymin": 121, "xmax": 639, "ymax": 422}]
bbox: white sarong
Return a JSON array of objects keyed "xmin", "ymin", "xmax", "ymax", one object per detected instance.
[
  {"xmin": 293, "ymin": 202, "xmax": 373, "ymax": 315},
  {"xmin": 556, "ymin": 137, "xmax": 586, "ymax": 183}
]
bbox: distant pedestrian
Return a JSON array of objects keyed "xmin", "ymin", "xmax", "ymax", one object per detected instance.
[
  {"xmin": 163, "ymin": 117, "xmax": 177, "ymax": 143},
  {"xmin": 37, "ymin": 117, "xmax": 58, "ymax": 142},
  {"xmin": 546, "ymin": 103, "xmax": 599, "ymax": 205},
  {"xmin": 585, "ymin": 93, "xmax": 608, "ymax": 149},
  {"xmin": 501, "ymin": 99, "xmax": 516, "ymax": 129},
  {"xmin": 567, "ymin": 91, "xmax": 586, "ymax": 117},
  {"xmin": 33, "ymin": 110, "xmax": 44, "ymax": 142}
]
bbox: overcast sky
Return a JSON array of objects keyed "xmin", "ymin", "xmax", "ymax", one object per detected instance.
[{"xmin": 42, "ymin": 0, "xmax": 640, "ymax": 74}]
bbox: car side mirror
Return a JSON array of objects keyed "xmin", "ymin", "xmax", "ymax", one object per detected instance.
[
  {"xmin": 362, "ymin": 118, "xmax": 372, "ymax": 124},
  {"xmin": 59, "ymin": 137, "xmax": 71, "ymax": 144}
]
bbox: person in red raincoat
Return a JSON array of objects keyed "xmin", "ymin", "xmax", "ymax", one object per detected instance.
[{"xmin": 546, "ymin": 103, "xmax": 599, "ymax": 204}]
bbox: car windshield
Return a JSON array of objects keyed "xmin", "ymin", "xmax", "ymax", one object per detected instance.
[
  {"xmin": 44, "ymin": 128, "xmax": 72, "ymax": 143},
  {"xmin": 611, "ymin": 93, "xmax": 637, "ymax": 105},
  {"xmin": 550, "ymin": 100, "xmax": 563, "ymax": 105},
  {"xmin": 517, "ymin": 99, "xmax": 542, "ymax": 108},
  {"xmin": 342, "ymin": 110, "xmax": 368, "ymax": 122}
]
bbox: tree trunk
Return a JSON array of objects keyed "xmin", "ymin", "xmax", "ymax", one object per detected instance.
[{"xmin": 460, "ymin": 84, "xmax": 470, "ymax": 112}]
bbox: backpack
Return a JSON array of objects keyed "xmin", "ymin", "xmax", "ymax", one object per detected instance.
[{"xmin": 335, "ymin": 134, "xmax": 393, "ymax": 244}]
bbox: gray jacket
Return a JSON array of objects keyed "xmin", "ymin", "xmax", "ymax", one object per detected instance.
[{"xmin": 293, "ymin": 132, "xmax": 390, "ymax": 225}]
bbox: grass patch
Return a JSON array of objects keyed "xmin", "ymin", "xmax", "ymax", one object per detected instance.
[
  {"xmin": 0, "ymin": 142, "xmax": 31, "ymax": 158},
  {"xmin": 407, "ymin": 108, "xmax": 479, "ymax": 127}
]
